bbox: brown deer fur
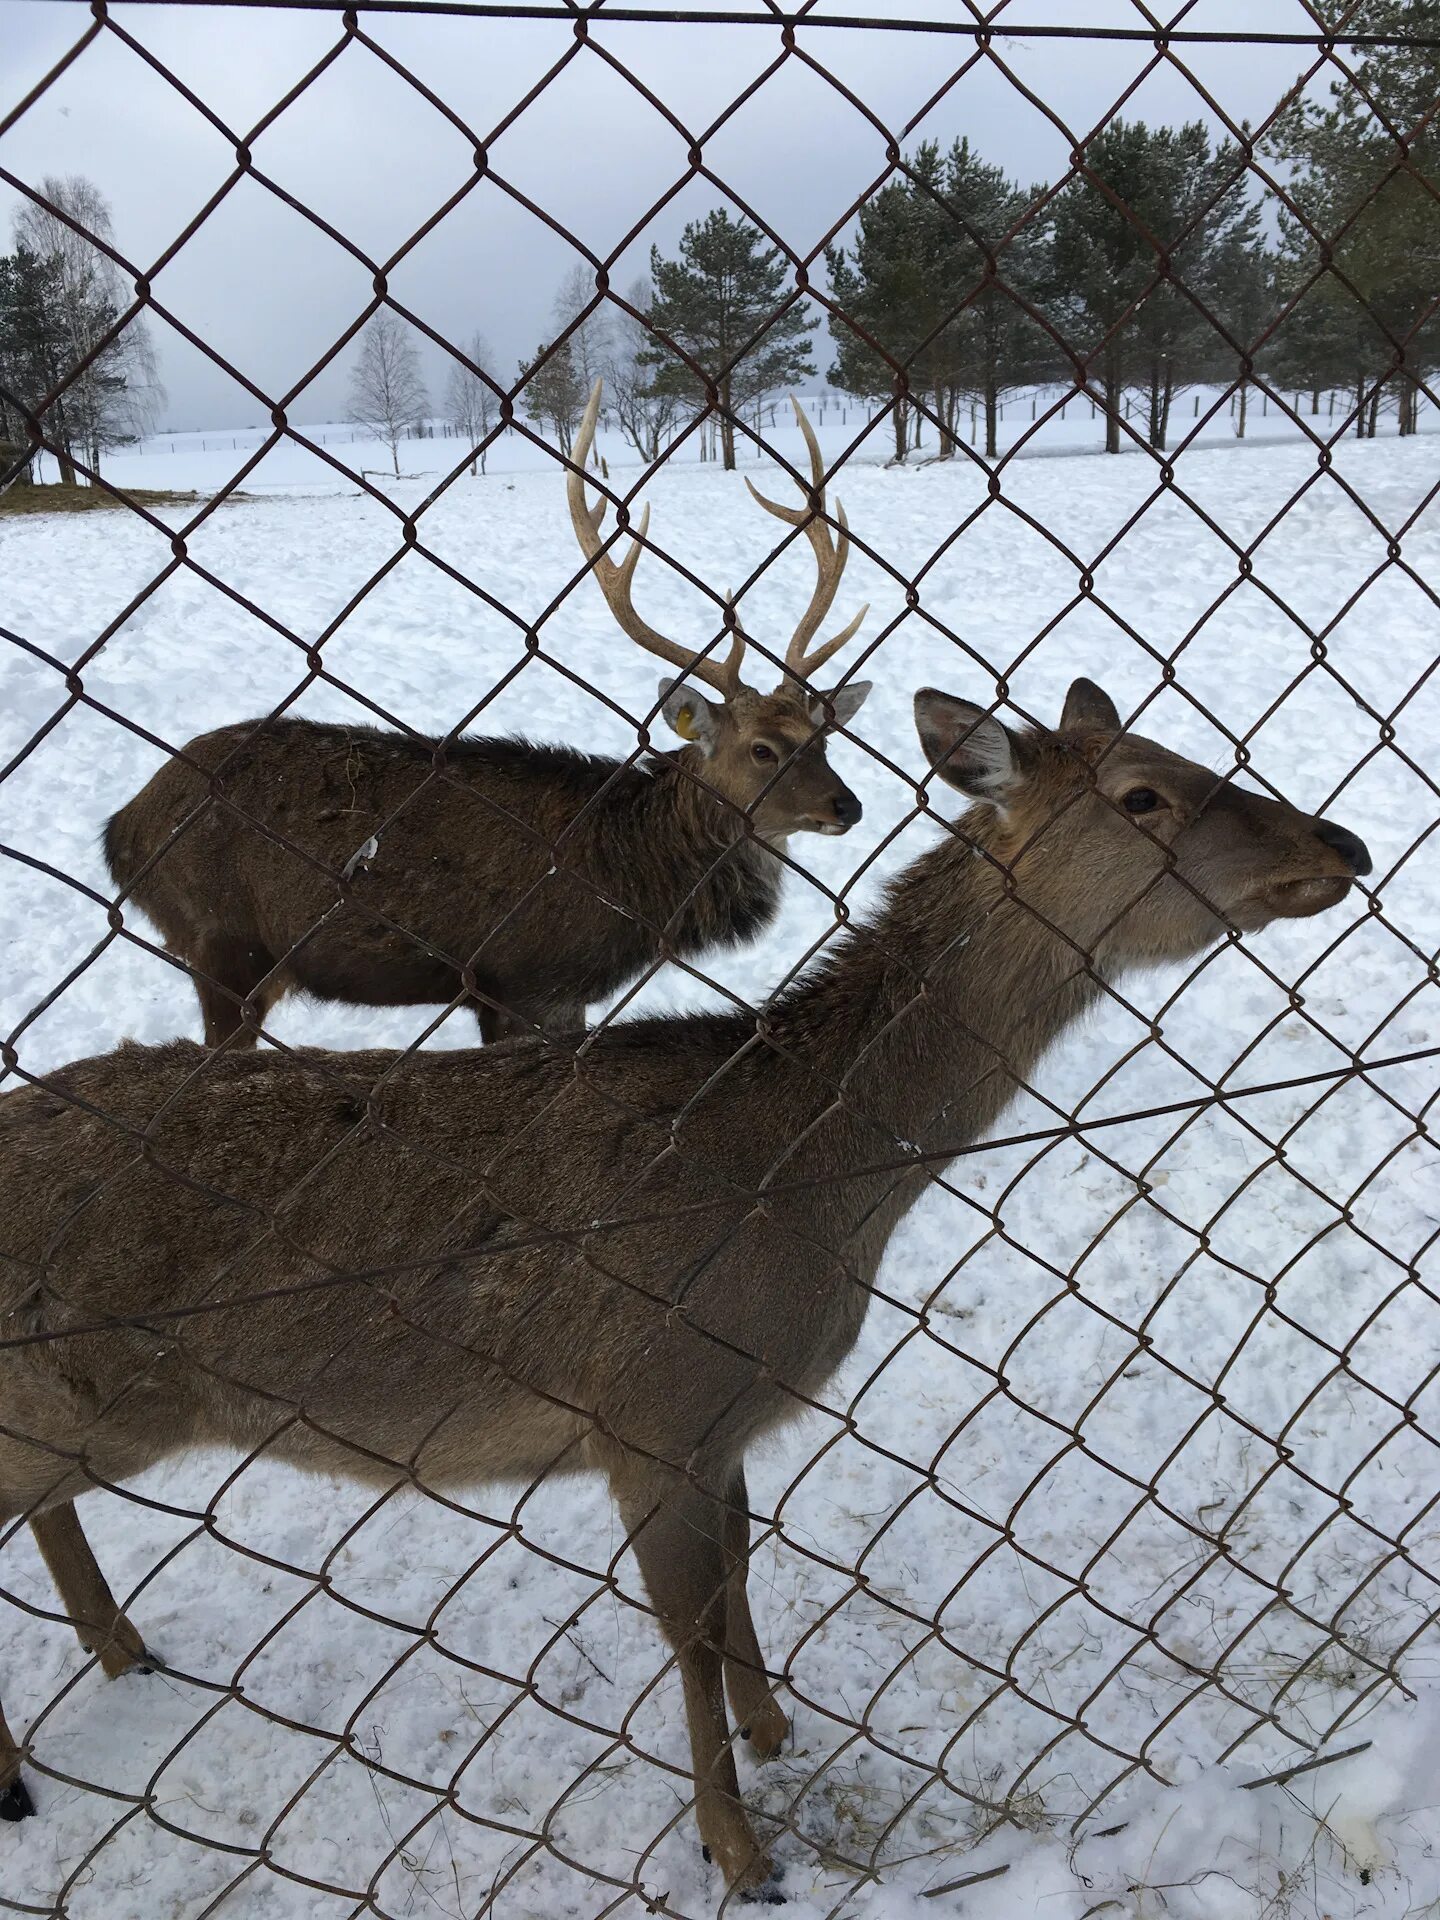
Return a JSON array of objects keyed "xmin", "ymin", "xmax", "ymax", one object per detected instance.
[
  {"xmin": 104, "ymin": 381, "xmax": 873, "ymax": 1051},
  {"xmin": 0, "ymin": 681, "xmax": 1370, "ymax": 1899},
  {"xmin": 104, "ymin": 704, "xmax": 866, "ymax": 1048}
]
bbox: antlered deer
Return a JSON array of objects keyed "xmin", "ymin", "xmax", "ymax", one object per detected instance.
[
  {"xmin": 105, "ymin": 384, "xmax": 872, "ymax": 1047},
  {"xmin": 0, "ymin": 681, "xmax": 1370, "ymax": 1902}
]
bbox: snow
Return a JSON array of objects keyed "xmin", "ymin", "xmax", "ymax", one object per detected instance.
[
  {"xmin": 27, "ymin": 378, "xmax": 1417, "ymax": 499},
  {"xmin": 0, "ymin": 412, "xmax": 1436, "ymax": 1919}
]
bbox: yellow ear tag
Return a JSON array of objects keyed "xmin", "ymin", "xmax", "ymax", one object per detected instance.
[{"xmin": 674, "ymin": 705, "xmax": 698, "ymax": 741}]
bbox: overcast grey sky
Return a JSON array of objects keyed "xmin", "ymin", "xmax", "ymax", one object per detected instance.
[{"xmin": 1, "ymin": 0, "xmax": 1329, "ymax": 430}]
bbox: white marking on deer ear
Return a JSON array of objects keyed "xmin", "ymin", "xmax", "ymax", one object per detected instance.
[
  {"xmin": 658, "ymin": 677, "xmax": 720, "ymax": 756},
  {"xmin": 810, "ymin": 681, "xmax": 872, "ymax": 730},
  {"xmin": 913, "ymin": 689, "xmax": 1019, "ymax": 804}
]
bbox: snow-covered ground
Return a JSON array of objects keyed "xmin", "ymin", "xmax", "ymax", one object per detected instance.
[
  {"xmin": 32, "ymin": 378, "xmax": 1428, "ymax": 498},
  {"xmin": 0, "ymin": 415, "xmax": 1437, "ymax": 1919}
]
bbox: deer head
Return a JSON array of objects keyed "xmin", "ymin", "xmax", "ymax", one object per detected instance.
[
  {"xmin": 568, "ymin": 382, "xmax": 871, "ymax": 840},
  {"xmin": 914, "ymin": 678, "xmax": 1371, "ymax": 967}
]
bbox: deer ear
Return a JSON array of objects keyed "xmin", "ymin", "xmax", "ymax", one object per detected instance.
[
  {"xmin": 1060, "ymin": 678, "xmax": 1121, "ymax": 732},
  {"xmin": 810, "ymin": 681, "xmax": 872, "ymax": 730},
  {"xmin": 913, "ymin": 689, "xmax": 1019, "ymax": 803},
  {"xmin": 658, "ymin": 678, "xmax": 721, "ymax": 756}
]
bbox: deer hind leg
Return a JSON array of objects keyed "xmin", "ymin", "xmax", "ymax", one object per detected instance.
[
  {"xmin": 541, "ymin": 999, "xmax": 586, "ymax": 1039},
  {"xmin": 190, "ymin": 932, "xmax": 281, "ymax": 1050},
  {"xmin": 721, "ymin": 1468, "xmax": 788, "ymax": 1762},
  {"xmin": 614, "ymin": 1467, "xmax": 778, "ymax": 1901},
  {"xmin": 0, "ymin": 1695, "xmax": 32, "ymax": 1821},
  {"xmin": 30, "ymin": 1503, "xmax": 147, "ymax": 1680},
  {"xmin": 477, "ymin": 996, "xmax": 587, "ymax": 1046},
  {"xmin": 476, "ymin": 1003, "xmax": 523, "ymax": 1045}
]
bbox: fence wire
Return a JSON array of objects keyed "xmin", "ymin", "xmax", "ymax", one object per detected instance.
[{"xmin": 0, "ymin": 3, "xmax": 1437, "ymax": 1917}]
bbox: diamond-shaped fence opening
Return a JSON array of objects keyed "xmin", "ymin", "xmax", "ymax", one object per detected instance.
[{"xmin": 0, "ymin": 3, "xmax": 1437, "ymax": 1916}]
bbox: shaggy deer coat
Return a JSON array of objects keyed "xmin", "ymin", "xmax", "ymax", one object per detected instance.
[
  {"xmin": 105, "ymin": 384, "xmax": 872, "ymax": 1047},
  {"xmin": 1, "ymin": 681, "xmax": 1370, "ymax": 1901}
]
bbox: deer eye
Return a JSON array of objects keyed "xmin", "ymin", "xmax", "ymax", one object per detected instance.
[
  {"xmin": 1123, "ymin": 787, "xmax": 1160, "ymax": 814},
  {"xmin": 752, "ymin": 742, "xmax": 776, "ymax": 763}
]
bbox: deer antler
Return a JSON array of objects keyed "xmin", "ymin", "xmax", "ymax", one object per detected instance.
[
  {"xmin": 745, "ymin": 397, "xmax": 868, "ymax": 685},
  {"xmin": 568, "ymin": 382, "xmax": 745, "ymax": 700}
]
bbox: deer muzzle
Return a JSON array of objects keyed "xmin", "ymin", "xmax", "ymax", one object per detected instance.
[{"xmin": 813, "ymin": 787, "xmax": 863, "ymax": 835}]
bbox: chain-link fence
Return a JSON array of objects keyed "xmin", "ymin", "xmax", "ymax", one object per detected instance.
[{"xmin": 0, "ymin": 3, "xmax": 1437, "ymax": 1916}]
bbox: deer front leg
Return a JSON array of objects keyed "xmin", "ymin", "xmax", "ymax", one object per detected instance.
[
  {"xmin": 615, "ymin": 1470, "xmax": 781, "ymax": 1903},
  {"xmin": 31, "ymin": 1504, "xmax": 147, "ymax": 1679},
  {"xmin": 722, "ymin": 1469, "xmax": 788, "ymax": 1761}
]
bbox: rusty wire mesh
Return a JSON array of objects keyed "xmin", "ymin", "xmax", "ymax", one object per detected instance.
[{"xmin": 0, "ymin": 2, "xmax": 1438, "ymax": 1916}]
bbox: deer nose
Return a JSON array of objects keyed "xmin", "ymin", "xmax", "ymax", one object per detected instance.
[
  {"xmin": 1315, "ymin": 817, "xmax": 1372, "ymax": 877},
  {"xmin": 833, "ymin": 790, "xmax": 863, "ymax": 830}
]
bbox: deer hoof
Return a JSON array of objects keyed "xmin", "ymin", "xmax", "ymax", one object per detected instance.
[
  {"xmin": 0, "ymin": 1777, "xmax": 35, "ymax": 1822},
  {"xmin": 739, "ymin": 1874, "xmax": 786, "ymax": 1906},
  {"xmin": 86, "ymin": 1642, "xmax": 152, "ymax": 1680},
  {"xmin": 742, "ymin": 1701, "xmax": 789, "ymax": 1761}
]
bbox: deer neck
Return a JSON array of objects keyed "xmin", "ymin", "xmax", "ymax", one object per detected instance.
[
  {"xmin": 628, "ymin": 753, "xmax": 781, "ymax": 950},
  {"xmin": 766, "ymin": 824, "xmax": 1104, "ymax": 1238}
]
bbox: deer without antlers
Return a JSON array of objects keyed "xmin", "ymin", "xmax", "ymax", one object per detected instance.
[
  {"xmin": 104, "ymin": 382, "xmax": 871, "ymax": 1047},
  {"xmin": 0, "ymin": 679, "xmax": 1370, "ymax": 1904}
]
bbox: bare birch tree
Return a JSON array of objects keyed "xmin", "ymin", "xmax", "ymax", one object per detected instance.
[
  {"xmin": 444, "ymin": 331, "xmax": 496, "ymax": 476},
  {"xmin": 348, "ymin": 312, "xmax": 429, "ymax": 477},
  {"xmin": 552, "ymin": 264, "xmax": 610, "ymax": 391},
  {"xmin": 13, "ymin": 175, "xmax": 163, "ymax": 483},
  {"xmin": 604, "ymin": 276, "xmax": 685, "ymax": 462}
]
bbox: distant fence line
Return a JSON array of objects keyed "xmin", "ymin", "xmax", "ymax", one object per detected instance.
[{"xmin": 135, "ymin": 384, "xmax": 1429, "ymax": 461}]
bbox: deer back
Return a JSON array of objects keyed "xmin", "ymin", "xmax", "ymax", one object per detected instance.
[{"xmin": 106, "ymin": 719, "xmax": 784, "ymax": 1022}]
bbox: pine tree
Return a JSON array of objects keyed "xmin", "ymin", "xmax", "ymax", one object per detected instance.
[
  {"xmin": 826, "ymin": 178, "xmax": 926, "ymax": 464},
  {"xmin": 1266, "ymin": 1, "xmax": 1440, "ymax": 436},
  {"xmin": 829, "ymin": 142, "xmax": 1052, "ymax": 463},
  {"xmin": 0, "ymin": 246, "xmax": 65, "ymax": 483},
  {"xmin": 645, "ymin": 209, "xmax": 815, "ymax": 469},
  {"xmin": 1045, "ymin": 120, "xmax": 1256, "ymax": 452},
  {"xmin": 1, "ymin": 243, "xmax": 83, "ymax": 483},
  {"xmin": 348, "ymin": 312, "xmax": 430, "ymax": 477},
  {"xmin": 518, "ymin": 334, "xmax": 585, "ymax": 456},
  {"xmin": 938, "ymin": 139, "xmax": 1053, "ymax": 458},
  {"xmin": 1200, "ymin": 216, "xmax": 1277, "ymax": 440}
]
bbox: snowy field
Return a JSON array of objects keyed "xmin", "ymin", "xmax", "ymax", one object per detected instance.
[
  {"xmin": 29, "ymin": 378, "xmax": 1422, "ymax": 498},
  {"xmin": 1, "ymin": 414, "xmax": 1438, "ymax": 1919}
]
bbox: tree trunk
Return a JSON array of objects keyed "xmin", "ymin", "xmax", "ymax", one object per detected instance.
[
  {"xmin": 1311, "ymin": 387, "xmax": 1321, "ymax": 414},
  {"xmin": 1158, "ymin": 365, "xmax": 1174, "ymax": 450},
  {"xmin": 720, "ymin": 375, "xmax": 736, "ymax": 471},
  {"xmin": 1398, "ymin": 376, "xmax": 1417, "ymax": 437},
  {"xmin": 891, "ymin": 396, "xmax": 908, "ymax": 465},
  {"xmin": 390, "ymin": 436, "xmax": 400, "ymax": 477},
  {"xmin": 984, "ymin": 373, "xmax": 998, "ymax": 459},
  {"xmin": 1236, "ymin": 379, "xmax": 1248, "ymax": 440},
  {"xmin": 934, "ymin": 384, "xmax": 956, "ymax": 459},
  {"xmin": 1366, "ymin": 386, "xmax": 1381, "ymax": 438},
  {"xmin": 1103, "ymin": 363, "xmax": 1122, "ymax": 455},
  {"xmin": 55, "ymin": 443, "xmax": 77, "ymax": 486}
]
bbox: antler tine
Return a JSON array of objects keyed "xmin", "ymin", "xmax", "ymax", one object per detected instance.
[
  {"xmin": 567, "ymin": 380, "xmax": 745, "ymax": 699},
  {"xmin": 745, "ymin": 395, "xmax": 867, "ymax": 683}
]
